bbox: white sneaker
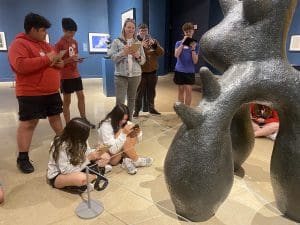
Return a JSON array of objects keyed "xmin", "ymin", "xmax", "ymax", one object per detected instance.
[
  {"xmin": 133, "ymin": 157, "xmax": 153, "ymax": 167},
  {"xmin": 267, "ymin": 133, "xmax": 277, "ymax": 141},
  {"xmin": 105, "ymin": 164, "xmax": 112, "ymax": 174},
  {"xmin": 121, "ymin": 158, "xmax": 137, "ymax": 175},
  {"xmin": 84, "ymin": 183, "xmax": 94, "ymax": 193}
]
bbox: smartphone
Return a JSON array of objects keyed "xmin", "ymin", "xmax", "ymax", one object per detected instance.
[
  {"xmin": 121, "ymin": 121, "xmax": 128, "ymax": 128},
  {"xmin": 132, "ymin": 124, "xmax": 140, "ymax": 130},
  {"xmin": 144, "ymin": 34, "xmax": 151, "ymax": 41}
]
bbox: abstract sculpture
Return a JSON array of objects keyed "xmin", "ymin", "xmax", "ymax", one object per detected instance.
[{"xmin": 164, "ymin": 0, "xmax": 300, "ymax": 222}]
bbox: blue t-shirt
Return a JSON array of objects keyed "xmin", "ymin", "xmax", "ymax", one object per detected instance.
[{"xmin": 174, "ymin": 40, "xmax": 200, "ymax": 73}]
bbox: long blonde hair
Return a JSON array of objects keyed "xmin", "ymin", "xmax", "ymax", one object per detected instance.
[{"xmin": 120, "ymin": 18, "xmax": 137, "ymax": 41}]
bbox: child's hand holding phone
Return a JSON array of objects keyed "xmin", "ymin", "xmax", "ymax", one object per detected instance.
[{"xmin": 129, "ymin": 124, "xmax": 140, "ymax": 138}]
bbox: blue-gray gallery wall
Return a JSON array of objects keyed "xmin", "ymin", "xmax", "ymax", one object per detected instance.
[
  {"xmin": 206, "ymin": 0, "xmax": 300, "ymax": 70},
  {"xmin": 148, "ymin": 0, "xmax": 168, "ymax": 75},
  {"xmin": 107, "ymin": 0, "xmax": 143, "ymax": 41},
  {"xmin": 1, "ymin": 0, "xmax": 300, "ymax": 82},
  {"xmin": 287, "ymin": 0, "xmax": 300, "ymax": 66},
  {"xmin": 0, "ymin": 0, "xmax": 109, "ymax": 81}
]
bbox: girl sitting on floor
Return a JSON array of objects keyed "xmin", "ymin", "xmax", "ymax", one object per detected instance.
[
  {"xmin": 47, "ymin": 117, "xmax": 111, "ymax": 192},
  {"xmin": 98, "ymin": 104, "xmax": 153, "ymax": 175}
]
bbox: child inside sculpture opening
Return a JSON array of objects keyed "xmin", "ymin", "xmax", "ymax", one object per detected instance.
[{"xmin": 250, "ymin": 103, "xmax": 279, "ymax": 141}]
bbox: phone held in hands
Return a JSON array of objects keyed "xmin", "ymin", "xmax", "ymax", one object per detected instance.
[
  {"xmin": 131, "ymin": 124, "xmax": 140, "ymax": 130},
  {"xmin": 50, "ymin": 50, "xmax": 67, "ymax": 66},
  {"xmin": 144, "ymin": 34, "xmax": 151, "ymax": 41},
  {"xmin": 182, "ymin": 37, "xmax": 197, "ymax": 46}
]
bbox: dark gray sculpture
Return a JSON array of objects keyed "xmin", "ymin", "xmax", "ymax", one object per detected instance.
[{"xmin": 164, "ymin": 0, "xmax": 300, "ymax": 222}]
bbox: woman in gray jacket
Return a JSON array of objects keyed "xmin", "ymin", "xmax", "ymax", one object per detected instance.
[{"xmin": 108, "ymin": 18, "xmax": 145, "ymax": 119}]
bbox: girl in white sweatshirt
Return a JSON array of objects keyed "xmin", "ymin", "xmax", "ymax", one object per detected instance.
[
  {"xmin": 98, "ymin": 104, "xmax": 153, "ymax": 175},
  {"xmin": 47, "ymin": 117, "xmax": 110, "ymax": 192}
]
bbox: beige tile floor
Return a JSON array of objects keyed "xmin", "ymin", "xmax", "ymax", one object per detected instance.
[{"xmin": 0, "ymin": 75, "xmax": 298, "ymax": 225}]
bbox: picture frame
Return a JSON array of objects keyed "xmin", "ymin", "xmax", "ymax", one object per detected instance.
[
  {"xmin": 0, "ymin": 32, "xmax": 7, "ymax": 51},
  {"xmin": 88, "ymin": 33, "xmax": 110, "ymax": 53},
  {"xmin": 121, "ymin": 8, "xmax": 136, "ymax": 27},
  {"xmin": 289, "ymin": 35, "xmax": 300, "ymax": 51}
]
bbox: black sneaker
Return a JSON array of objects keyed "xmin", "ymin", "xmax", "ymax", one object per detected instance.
[
  {"xmin": 149, "ymin": 109, "xmax": 161, "ymax": 115},
  {"xmin": 83, "ymin": 118, "xmax": 96, "ymax": 129},
  {"xmin": 133, "ymin": 111, "xmax": 139, "ymax": 117},
  {"xmin": 17, "ymin": 157, "xmax": 34, "ymax": 173},
  {"xmin": 63, "ymin": 185, "xmax": 88, "ymax": 194}
]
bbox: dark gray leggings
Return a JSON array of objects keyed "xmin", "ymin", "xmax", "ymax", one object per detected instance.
[{"xmin": 115, "ymin": 75, "xmax": 141, "ymax": 119}]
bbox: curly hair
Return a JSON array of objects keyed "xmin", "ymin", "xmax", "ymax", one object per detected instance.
[{"xmin": 24, "ymin": 12, "xmax": 51, "ymax": 33}]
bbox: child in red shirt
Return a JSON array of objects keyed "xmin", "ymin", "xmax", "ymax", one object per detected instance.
[
  {"xmin": 8, "ymin": 13, "xmax": 64, "ymax": 173},
  {"xmin": 55, "ymin": 18, "xmax": 95, "ymax": 128},
  {"xmin": 250, "ymin": 103, "xmax": 279, "ymax": 140}
]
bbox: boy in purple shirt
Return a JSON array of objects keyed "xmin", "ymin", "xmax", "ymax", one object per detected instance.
[{"xmin": 174, "ymin": 22, "xmax": 200, "ymax": 106}]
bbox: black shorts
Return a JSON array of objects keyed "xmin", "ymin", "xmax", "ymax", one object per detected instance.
[
  {"xmin": 61, "ymin": 77, "xmax": 83, "ymax": 94},
  {"xmin": 17, "ymin": 93, "xmax": 63, "ymax": 121},
  {"xmin": 173, "ymin": 71, "xmax": 195, "ymax": 85}
]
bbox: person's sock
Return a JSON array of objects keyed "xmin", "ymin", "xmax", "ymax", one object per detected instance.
[{"xmin": 18, "ymin": 152, "xmax": 29, "ymax": 159}]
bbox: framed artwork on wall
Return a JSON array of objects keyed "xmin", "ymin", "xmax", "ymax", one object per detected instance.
[
  {"xmin": 88, "ymin": 33, "xmax": 110, "ymax": 53},
  {"xmin": 289, "ymin": 35, "xmax": 300, "ymax": 51},
  {"xmin": 0, "ymin": 32, "xmax": 7, "ymax": 51},
  {"xmin": 121, "ymin": 8, "xmax": 136, "ymax": 27}
]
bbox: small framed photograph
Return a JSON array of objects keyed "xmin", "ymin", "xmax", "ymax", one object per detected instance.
[
  {"xmin": 88, "ymin": 33, "xmax": 110, "ymax": 53},
  {"xmin": 0, "ymin": 32, "xmax": 7, "ymax": 51},
  {"xmin": 121, "ymin": 8, "xmax": 136, "ymax": 27},
  {"xmin": 289, "ymin": 35, "xmax": 300, "ymax": 51}
]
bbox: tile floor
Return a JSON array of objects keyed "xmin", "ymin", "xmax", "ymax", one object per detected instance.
[{"xmin": 0, "ymin": 75, "xmax": 298, "ymax": 224}]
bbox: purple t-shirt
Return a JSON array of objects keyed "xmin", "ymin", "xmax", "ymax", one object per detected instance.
[{"xmin": 174, "ymin": 40, "xmax": 200, "ymax": 73}]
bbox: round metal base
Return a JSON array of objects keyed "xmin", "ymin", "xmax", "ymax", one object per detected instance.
[{"xmin": 75, "ymin": 199, "xmax": 104, "ymax": 219}]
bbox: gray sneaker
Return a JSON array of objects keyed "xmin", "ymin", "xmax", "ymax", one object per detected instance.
[
  {"xmin": 121, "ymin": 158, "xmax": 137, "ymax": 175},
  {"xmin": 133, "ymin": 157, "xmax": 153, "ymax": 167}
]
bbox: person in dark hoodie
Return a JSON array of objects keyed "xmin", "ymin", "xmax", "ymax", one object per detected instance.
[{"xmin": 8, "ymin": 12, "xmax": 64, "ymax": 173}]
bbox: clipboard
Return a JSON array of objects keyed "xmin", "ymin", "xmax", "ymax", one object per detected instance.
[
  {"xmin": 50, "ymin": 50, "xmax": 67, "ymax": 66},
  {"xmin": 182, "ymin": 37, "xmax": 197, "ymax": 46},
  {"xmin": 129, "ymin": 43, "xmax": 141, "ymax": 52}
]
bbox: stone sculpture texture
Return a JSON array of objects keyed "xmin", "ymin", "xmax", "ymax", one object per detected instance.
[{"xmin": 164, "ymin": 0, "xmax": 300, "ymax": 222}]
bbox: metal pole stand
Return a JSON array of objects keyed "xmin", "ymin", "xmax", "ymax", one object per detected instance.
[{"xmin": 75, "ymin": 167, "xmax": 104, "ymax": 219}]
